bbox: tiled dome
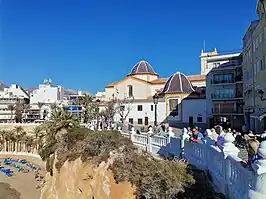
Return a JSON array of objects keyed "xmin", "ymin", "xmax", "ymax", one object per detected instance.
[
  {"xmin": 128, "ymin": 60, "xmax": 157, "ymax": 76},
  {"xmin": 161, "ymin": 72, "xmax": 195, "ymax": 94}
]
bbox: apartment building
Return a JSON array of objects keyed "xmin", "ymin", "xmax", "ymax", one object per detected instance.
[
  {"xmin": 206, "ymin": 56, "xmax": 244, "ymax": 131},
  {"xmin": 200, "ymin": 48, "xmax": 240, "ymax": 75},
  {"xmin": 243, "ymin": 0, "xmax": 266, "ymax": 133},
  {"xmin": 0, "ymin": 83, "xmax": 29, "ymax": 123}
]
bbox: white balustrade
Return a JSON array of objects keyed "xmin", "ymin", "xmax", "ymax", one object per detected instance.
[
  {"xmin": 132, "ymin": 134, "xmax": 148, "ymax": 147},
  {"xmin": 151, "ymin": 135, "xmax": 167, "ymax": 147},
  {"xmin": 118, "ymin": 126, "xmax": 266, "ymax": 199}
]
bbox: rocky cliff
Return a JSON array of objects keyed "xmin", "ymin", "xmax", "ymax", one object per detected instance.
[{"xmin": 40, "ymin": 155, "xmax": 136, "ymax": 199}]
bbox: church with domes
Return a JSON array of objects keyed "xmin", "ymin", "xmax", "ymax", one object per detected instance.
[{"xmin": 98, "ymin": 60, "xmax": 207, "ymax": 128}]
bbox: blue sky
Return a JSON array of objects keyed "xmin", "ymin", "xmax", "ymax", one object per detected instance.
[{"xmin": 0, "ymin": 0, "xmax": 258, "ymax": 94}]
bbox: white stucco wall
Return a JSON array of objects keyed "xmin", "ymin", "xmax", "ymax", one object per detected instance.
[
  {"xmin": 113, "ymin": 101, "xmax": 166, "ymax": 125},
  {"xmin": 133, "ymin": 74, "xmax": 158, "ymax": 82},
  {"xmin": 105, "ymin": 78, "xmax": 152, "ymax": 100},
  {"xmin": 182, "ymin": 99, "xmax": 207, "ymax": 124},
  {"xmin": 30, "ymin": 84, "xmax": 64, "ymax": 104}
]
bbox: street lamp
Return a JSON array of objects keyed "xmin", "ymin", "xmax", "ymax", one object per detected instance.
[
  {"xmin": 258, "ymin": 89, "xmax": 266, "ymax": 101},
  {"xmin": 153, "ymin": 93, "xmax": 159, "ymax": 126}
]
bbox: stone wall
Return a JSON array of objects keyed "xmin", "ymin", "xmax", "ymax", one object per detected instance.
[{"xmin": 0, "ymin": 123, "xmax": 40, "ymax": 132}]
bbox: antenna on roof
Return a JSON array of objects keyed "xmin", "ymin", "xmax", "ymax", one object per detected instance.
[{"xmin": 203, "ymin": 40, "xmax": 206, "ymax": 52}]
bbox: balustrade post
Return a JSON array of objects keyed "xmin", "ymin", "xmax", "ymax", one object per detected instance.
[
  {"xmin": 130, "ymin": 127, "xmax": 136, "ymax": 142},
  {"xmin": 252, "ymin": 141, "xmax": 266, "ymax": 175},
  {"xmin": 147, "ymin": 127, "xmax": 153, "ymax": 153},
  {"xmin": 249, "ymin": 141, "xmax": 266, "ymax": 199},
  {"xmin": 222, "ymin": 132, "xmax": 239, "ymax": 196},
  {"xmin": 167, "ymin": 127, "xmax": 175, "ymax": 143},
  {"xmin": 118, "ymin": 126, "xmax": 122, "ymax": 133}
]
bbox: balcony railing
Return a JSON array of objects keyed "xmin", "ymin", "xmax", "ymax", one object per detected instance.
[
  {"xmin": 212, "ymin": 108, "xmax": 243, "ymax": 114},
  {"xmin": 212, "ymin": 79, "xmax": 235, "ymax": 84},
  {"xmin": 211, "ymin": 93, "xmax": 236, "ymax": 99}
]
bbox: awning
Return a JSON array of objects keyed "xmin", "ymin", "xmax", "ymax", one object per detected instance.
[{"xmin": 250, "ymin": 109, "xmax": 266, "ymax": 121}]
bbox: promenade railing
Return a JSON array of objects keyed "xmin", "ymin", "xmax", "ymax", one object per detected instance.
[{"xmin": 119, "ymin": 126, "xmax": 266, "ymax": 199}]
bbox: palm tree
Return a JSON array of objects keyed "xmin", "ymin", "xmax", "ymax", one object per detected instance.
[
  {"xmin": 7, "ymin": 104, "xmax": 15, "ymax": 123},
  {"xmin": 32, "ymin": 126, "xmax": 44, "ymax": 153},
  {"xmin": 24, "ymin": 135, "xmax": 34, "ymax": 153},
  {"xmin": 41, "ymin": 106, "xmax": 79, "ymax": 146},
  {"xmin": 0, "ymin": 130, "xmax": 7, "ymax": 152},
  {"xmin": 13, "ymin": 126, "xmax": 24, "ymax": 152},
  {"xmin": 74, "ymin": 93, "xmax": 93, "ymax": 122}
]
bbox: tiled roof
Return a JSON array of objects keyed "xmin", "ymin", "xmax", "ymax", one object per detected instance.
[
  {"xmin": 105, "ymin": 82, "xmax": 118, "ymax": 88},
  {"xmin": 187, "ymin": 75, "xmax": 206, "ymax": 82},
  {"xmin": 150, "ymin": 78, "xmax": 168, "ymax": 84},
  {"xmin": 183, "ymin": 87, "xmax": 206, "ymax": 99},
  {"xmin": 161, "ymin": 72, "xmax": 195, "ymax": 94},
  {"xmin": 128, "ymin": 60, "xmax": 157, "ymax": 76}
]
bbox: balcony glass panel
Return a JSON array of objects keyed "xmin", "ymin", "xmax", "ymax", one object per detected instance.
[
  {"xmin": 213, "ymin": 88, "xmax": 235, "ymax": 99},
  {"xmin": 213, "ymin": 74, "xmax": 234, "ymax": 84}
]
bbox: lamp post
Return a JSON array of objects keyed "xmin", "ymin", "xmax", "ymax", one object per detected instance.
[
  {"xmin": 153, "ymin": 93, "xmax": 159, "ymax": 126},
  {"xmin": 258, "ymin": 89, "xmax": 266, "ymax": 101}
]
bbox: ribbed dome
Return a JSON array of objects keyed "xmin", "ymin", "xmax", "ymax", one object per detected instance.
[
  {"xmin": 128, "ymin": 60, "xmax": 157, "ymax": 76},
  {"xmin": 161, "ymin": 72, "xmax": 195, "ymax": 94}
]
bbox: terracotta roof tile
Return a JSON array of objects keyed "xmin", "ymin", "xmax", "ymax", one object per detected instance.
[
  {"xmin": 150, "ymin": 78, "xmax": 168, "ymax": 84},
  {"xmin": 105, "ymin": 82, "xmax": 117, "ymax": 88},
  {"xmin": 187, "ymin": 75, "xmax": 206, "ymax": 82}
]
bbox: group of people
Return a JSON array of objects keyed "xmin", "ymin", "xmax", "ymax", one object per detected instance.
[{"xmin": 181, "ymin": 125, "xmax": 266, "ymax": 166}]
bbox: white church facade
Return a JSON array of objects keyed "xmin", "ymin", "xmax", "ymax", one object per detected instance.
[{"xmin": 98, "ymin": 60, "xmax": 207, "ymax": 128}]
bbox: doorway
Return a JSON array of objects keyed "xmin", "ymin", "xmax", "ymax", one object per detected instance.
[
  {"xmin": 145, "ymin": 117, "xmax": 149, "ymax": 126},
  {"xmin": 189, "ymin": 116, "xmax": 193, "ymax": 127}
]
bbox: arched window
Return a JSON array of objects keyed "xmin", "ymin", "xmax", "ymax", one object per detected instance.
[{"xmin": 128, "ymin": 85, "xmax": 133, "ymax": 98}]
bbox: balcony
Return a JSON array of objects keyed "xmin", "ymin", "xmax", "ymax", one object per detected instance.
[
  {"xmin": 211, "ymin": 93, "xmax": 242, "ymax": 100},
  {"xmin": 212, "ymin": 108, "xmax": 243, "ymax": 115},
  {"xmin": 211, "ymin": 79, "xmax": 235, "ymax": 85}
]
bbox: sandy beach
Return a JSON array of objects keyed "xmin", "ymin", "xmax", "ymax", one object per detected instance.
[{"xmin": 0, "ymin": 155, "xmax": 45, "ymax": 199}]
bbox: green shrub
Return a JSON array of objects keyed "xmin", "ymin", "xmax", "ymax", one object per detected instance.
[
  {"xmin": 40, "ymin": 127, "xmax": 195, "ymax": 199},
  {"xmin": 111, "ymin": 151, "xmax": 195, "ymax": 199}
]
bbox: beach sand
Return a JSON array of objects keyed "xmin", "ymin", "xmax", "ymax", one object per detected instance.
[{"xmin": 0, "ymin": 155, "xmax": 45, "ymax": 199}]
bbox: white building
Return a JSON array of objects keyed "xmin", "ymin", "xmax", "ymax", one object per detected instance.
[
  {"xmin": 30, "ymin": 79, "xmax": 64, "ymax": 105},
  {"xmin": 28, "ymin": 79, "xmax": 64, "ymax": 121},
  {"xmin": 200, "ymin": 48, "xmax": 240, "ymax": 75},
  {"xmin": 0, "ymin": 83, "xmax": 29, "ymax": 123}
]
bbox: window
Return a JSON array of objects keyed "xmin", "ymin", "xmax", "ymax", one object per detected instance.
[
  {"xmin": 138, "ymin": 118, "xmax": 143, "ymax": 125},
  {"xmin": 169, "ymin": 98, "xmax": 179, "ymax": 116},
  {"xmin": 137, "ymin": 105, "xmax": 143, "ymax": 111},
  {"xmin": 151, "ymin": 105, "xmax": 153, "ymax": 111},
  {"xmin": 120, "ymin": 106, "xmax": 125, "ymax": 111},
  {"xmin": 260, "ymin": 59, "xmax": 264, "ymax": 71},
  {"xmin": 264, "ymin": 55, "xmax": 266, "ymax": 70},
  {"xmin": 129, "ymin": 118, "xmax": 133, "ymax": 124},
  {"xmin": 264, "ymin": 27, "xmax": 266, "ymax": 40},
  {"xmin": 197, "ymin": 116, "xmax": 203, "ymax": 123},
  {"xmin": 145, "ymin": 117, "xmax": 148, "ymax": 126},
  {"xmin": 128, "ymin": 85, "xmax": 133, "ymax": 98}
]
